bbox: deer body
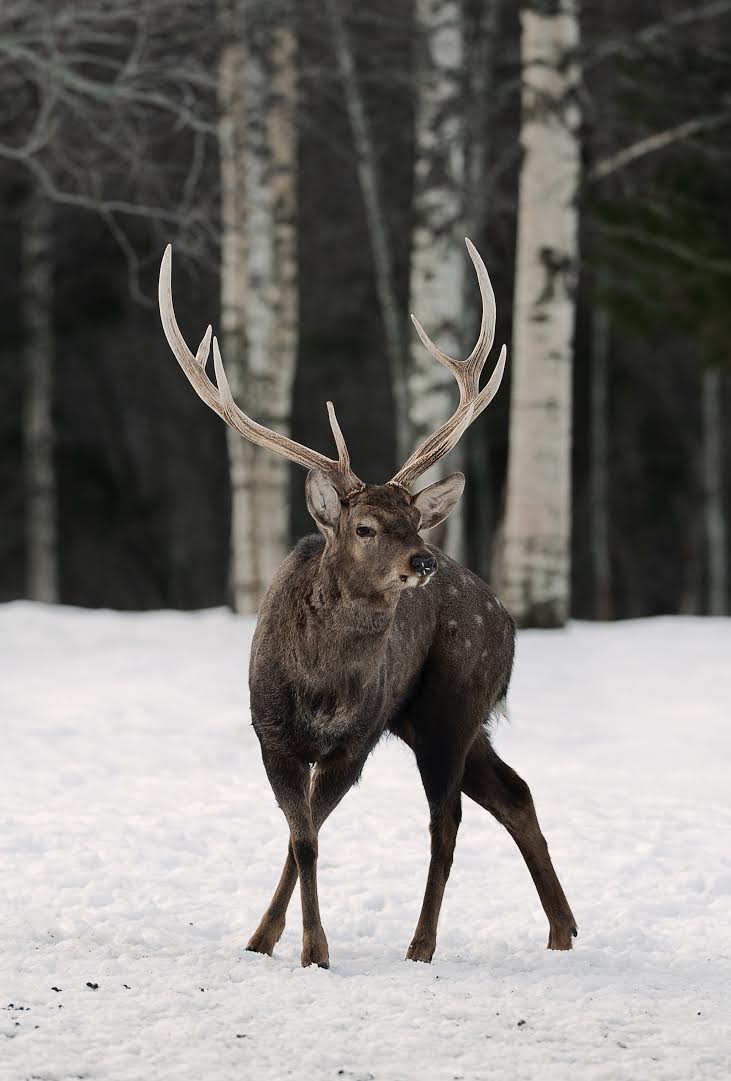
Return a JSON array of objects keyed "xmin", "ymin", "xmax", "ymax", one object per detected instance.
[
  {"xmin": 251, "ymin": 533, "xmax": 511, "ymax": 766},
  {"xmin": 159, "ymin": 239, "xmax": 577, "ymax": 967}
]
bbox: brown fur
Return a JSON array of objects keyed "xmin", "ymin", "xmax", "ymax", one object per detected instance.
[
  {"xmin": 246, "ymin": 478, "xmax": 576, "ymax": 967},
  {"xmin": 158, "ymin": 238, "xmax": 571, "ymax": 965}
]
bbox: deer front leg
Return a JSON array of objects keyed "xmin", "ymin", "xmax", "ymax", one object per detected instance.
[
  {"xmin": 247, "ymin": 752, "xmax": 366, "ymax": 965},
  {"xmin": 245, "ymin": 843, "xmax": 298, "ymax": 957},
  {"xmin": 252, "ymin": 751, "xmax": 328, "ymax": 968},
  {"xmin": 407, "ymin": 789, "xmax": 462, "ymax": 962},
  {"xmin": 407, "ymin": 722, "xmax": 471, "ymax": 963}
]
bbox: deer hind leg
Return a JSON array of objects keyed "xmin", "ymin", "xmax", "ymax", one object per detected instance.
[
  {"xmin": 246, "ymin": 752, "xmax": 366, "ymax": 963},
  {"xmin": 462, "ymin": 731, "xmax": 577, "ymax": 950}
]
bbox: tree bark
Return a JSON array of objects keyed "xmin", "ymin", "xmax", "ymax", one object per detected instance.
[
  {"xmin": 23, "ymin": 189, "xmax": 58, "ymax": 604},
  {"xmin": 463, "ymin": 0, "xmax": 499, "ymax": 577},
  {"xmin": 408, "ymin": 0, "xmax": 466, "ymax": 556},
  {"xmin": 218, "ymin": 1, "xmax": 298, "ymax": 613},
  {"xmin": 590, "ymin": 276, "xmax": 612, "ymax": 619},
  {"xmin": 499, "ymin": 0, "xmax": 581, "ymax": 627},
  {"xmin": 702, "ymin": 366, "xmax": 727, "ymax": 615}
]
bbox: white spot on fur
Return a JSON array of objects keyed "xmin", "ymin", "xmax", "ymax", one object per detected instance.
[
  {"xmin": 474, "ymin": 614, "xmax": 483, "ymax": 625},
  {"xmin": 485, "ymin": 601, "xmax": 493, "ymax": 611},
  {"xmin": 481, "ymin": 649, "xmax": 488, "ymax": 659},
  {"xmin": 448, "ymin": 620, "xmax": 457, "ymax": 630},
  {"xmin": 449, "ymin": 585, "xmax": 458, "ymax": 596},
  {"xmin": 464, "ymin": 639, "xmax": 472, "ymax": 650}
]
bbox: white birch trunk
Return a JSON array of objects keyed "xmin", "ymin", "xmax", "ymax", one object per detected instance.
[
  {"xmin": 702, "ymin": 366, "xmax": 727, "ymax": 615},
  {"xmin": 408, "ymin": 0, "xmax": 466, "ymax": 557},
  {"xmin": 500, "ymin": 0, "xmax": 581, "ymax": 627},
  {"xmin": 22, "ymin": 190, "xmax": 58, "ymax": 603},
  {"xmin": 218, "ymin": 15, "xmax": 255, "ymax": 612},
  {"xmin": 258, "ymin": 24, "xmax": 298, "ymax": 589},
  {"xmin": 218, "ymin": 2, "xmax": 298, "ymax": 613}
]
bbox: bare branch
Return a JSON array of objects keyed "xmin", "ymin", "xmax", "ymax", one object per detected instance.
[
  {"xmin": 589, "ymin": 111, "xmax": 731, "ymax": 182},
  {"xmin": 596, "ymin": 221, "xmax": 731, "ymax": 276},
  {"xmin": 585, "ymin": 1, "xmax": 731, "ymax": 69}
]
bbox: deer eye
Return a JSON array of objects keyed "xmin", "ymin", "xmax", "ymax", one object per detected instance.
[{"xmin": 356, "ymin": 525, "xmax": 376, "ymax": 538}]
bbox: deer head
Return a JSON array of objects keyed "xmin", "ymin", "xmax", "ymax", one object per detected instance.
[
  {"xmin": 158, "ymin": 238, "xmax": 506, "ymax": 594},
  {"xmin": 305, "ymin": 474, "xmax": 464, "ymax": 594}
]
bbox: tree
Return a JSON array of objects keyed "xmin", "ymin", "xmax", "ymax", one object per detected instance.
[
  {"xmin": 583, "ymin": 0, "xmax": 731, "ymax": 618},
  {"xmin": 463, "ymin": 0, "xmax": 501, "ymax": 579},
  {"xmin": 22, "ymin": 187, "xmax": 56, "ymax": 602},
  {"xmin": 702, "ymin": 367, "xmax": 727, "ymax": 615},
  {"xmin": 499, "ymin": 0, "xmax": 581, "ymax": 627},
  {"xmin": 218, "ymin": 0, "xmax": 298, "ymax": 612},
  {"xmin": 589, "ymin": 271, "xmax": 612, "ymax": 620},
  {"xmin": 407, "ymin": 0, "xmax": 466, "ymax": 555},
  {"xmin": 2, "ymin": 0, "xmax": 217, "ymax": 604}
]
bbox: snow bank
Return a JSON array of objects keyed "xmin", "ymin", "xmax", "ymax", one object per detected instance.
[{"xmin": 1, "ymin": 603, "xmax": 729, "ymax": 1080}]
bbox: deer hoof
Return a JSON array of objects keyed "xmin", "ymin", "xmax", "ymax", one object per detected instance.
[
  {"xmin": 245, "ymin": 940, "xmax": 275, "ymax": 957},
  {"xmin": 547, "ymin": 923, "xmax": 577, "ymax": 950},
  {"xmin": 406, "ymin": 938, "xmax": 435, "ymax": 963},
  {"xmin": 301, "ymin": 932, "xmax": 330, "ymax": 969},
  {"xmin": 245, "ymin": 922, "xmax": 284, "ymax": 956}
]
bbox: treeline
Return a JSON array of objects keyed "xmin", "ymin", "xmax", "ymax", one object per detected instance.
[{"xmin": 1, "ymin": 0, "xmax": 729, "ymax": 623}]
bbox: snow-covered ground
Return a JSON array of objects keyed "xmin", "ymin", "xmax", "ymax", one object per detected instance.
[{"xmin": 1, "ymin": 602, "xmax": 730, "ymax": 1081}]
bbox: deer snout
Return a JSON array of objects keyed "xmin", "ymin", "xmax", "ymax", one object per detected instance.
[{"xmin": 410, "ymin": 552, "xmax": 436, "ymax": 577}]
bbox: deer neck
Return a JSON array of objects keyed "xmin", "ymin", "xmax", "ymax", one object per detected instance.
[{"xmin": 299, "ymin": 546, "xmax": 398, "ymax": 676}]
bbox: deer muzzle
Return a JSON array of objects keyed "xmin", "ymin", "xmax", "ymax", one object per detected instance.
[{"xmin": 409, "ymin": 552, "xmax": 437, "ymax": 578}]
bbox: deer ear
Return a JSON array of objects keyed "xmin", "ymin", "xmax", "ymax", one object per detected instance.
[
  {"xmin": 411, "ymin": 472, "xmax": 465, "ymax": 531},
  {"xmin": 306, "ymin": 469, "xmax": 342, "ymax": 534}
]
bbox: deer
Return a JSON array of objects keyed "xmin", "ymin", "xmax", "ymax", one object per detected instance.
[{"xmin": 158, "ymin": 238, "xmax": 577, "ymax": 968}]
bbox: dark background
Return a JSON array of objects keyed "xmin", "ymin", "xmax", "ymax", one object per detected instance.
[{"xmin": 1, "ymin": 0, "xmax": 729, "ymax": 617}]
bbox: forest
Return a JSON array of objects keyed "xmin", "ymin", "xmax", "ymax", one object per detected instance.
[{"xmin": 1, "ymin": 0, "xmax": 730, "ymax": 625}]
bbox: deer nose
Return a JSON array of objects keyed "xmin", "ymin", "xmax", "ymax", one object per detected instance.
[{"xmin": 410, "ymin": 552, "xmax": 436, "ymax": 576}]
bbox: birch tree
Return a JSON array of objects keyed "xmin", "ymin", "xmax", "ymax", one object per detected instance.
[
  {"xmin": 463, "ymin": 0, "xmax": 500, "ymax": 577},
  {"xmin": 702, "ymin": 366, "xmax": 727, "ymax": 615},
  {"xmin": 218, "ymin": 0, "xmax": 298, "ymax": 612},
  {"xmin": 408, "ymin": 0, "xmax": 466, "ymax": 555},
  {"xmin": 500, "ymin": 0, "xmax": 581, "ymax": 626},
  {"xmin": 590, "ymin": 276, "xmax": 612, "ymax": 620},
  {"xmin": 3, "ymin": 1, "xmax": 217, "ymax": 605},
  {"xmin": 22, "ymin": 188, "xmax": 57, "ymax": 603}
]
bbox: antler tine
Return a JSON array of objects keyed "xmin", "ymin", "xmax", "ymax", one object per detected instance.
[
  {"xmin": 389, "ymin": 238, "xmax": 506, "ymax": 492},
  {"xmin": 408, "ymin": 238, "xmax": 497, "ymax": 400},
  {"xmin": 159, "ymin": 245, "xmax": 362, "ymax": 497},
  {"xmin": 326, "ymin": 401, "xmax": 353, "ymax": 478},
  {"xmin": 159, "ymin": 246, "xmax": 221, "ymax": 410},
  {"xmin": 463, "ymin": 236, "xmax": 498, "ymax": 375},
  {"xmin": 473, "ymin": 343, "xmax": 507, "ymax": 420}
]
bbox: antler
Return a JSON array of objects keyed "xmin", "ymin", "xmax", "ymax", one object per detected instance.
[
  {"xmin": 158, "ymin": 245, "xmax": 363, "ymax": 497},
  {"xmin": 389, "ymin": 238, "xmax": 507, "ymax": 492}
]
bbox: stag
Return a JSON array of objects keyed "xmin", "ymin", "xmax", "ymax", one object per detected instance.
[{"xmin": 159, "ymin": 239, "xmax": 577, "ymax": 967}]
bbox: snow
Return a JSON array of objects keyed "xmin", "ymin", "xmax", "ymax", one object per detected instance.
[{"xmin": 1, "ymin": 602, "xmax": 730, "ymax": 1081}]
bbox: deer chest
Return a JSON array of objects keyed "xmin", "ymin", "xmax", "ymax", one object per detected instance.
[{"xmin": 293, "ymin": 678, "xmax": 387, "ymax": 760}]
